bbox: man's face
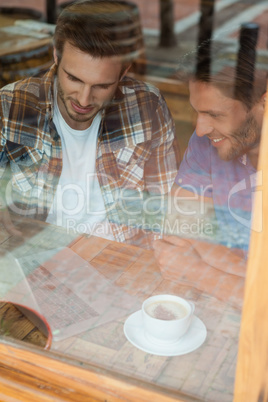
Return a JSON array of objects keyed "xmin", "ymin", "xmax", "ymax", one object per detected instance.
[
  {"xmin": 189, "ymin": 80, "xmax": 263, "ymax": 161},
  {"xmin": 54, "ymin": 42, "xmax": 127, "ymax": 130}
]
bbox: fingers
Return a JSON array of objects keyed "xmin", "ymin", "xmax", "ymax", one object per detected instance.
[
  {"xmin": 153, "ymin": 239, "xmax": 185, "ymax": 271},
  {"xmin": 162, "ymin": 235, "xmax": 193, "ymax": 248},
  {"xmin": 154, "ymin": 236, "xmax": 198, "ymax": 259},
  {"xmin": 153, "ymin": 238, "xmax": 190, "ymax": 259},
  {"xmin": 153, "ymin": 239, "xmax": 180, "ymax": 261}
]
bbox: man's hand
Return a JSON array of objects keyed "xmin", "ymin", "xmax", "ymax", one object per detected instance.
[
  {"xmin": 0, "ymin": 208, "xmax": 22, "ymax": 236},
  {"xmin": 153, "ymin": 235, "xmax": 245, "ymax": 309},
  {"xmin": 153, "ymin": 235, "xmax": 202, "ymax": 277}
]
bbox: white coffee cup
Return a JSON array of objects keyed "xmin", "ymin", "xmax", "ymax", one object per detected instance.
[{"xmin": 142, "ymin": 294, "xmax": 195, "ymax": 344}]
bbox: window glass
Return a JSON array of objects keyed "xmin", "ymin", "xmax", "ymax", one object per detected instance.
[{"xmin": 0, "ymin": 1, "xmax": 267, "ymax": 400}]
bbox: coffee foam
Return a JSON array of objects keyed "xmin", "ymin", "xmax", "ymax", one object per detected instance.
[{"xmin": 145, "ymin": 300, "xmax": 188, "ymax": 320}]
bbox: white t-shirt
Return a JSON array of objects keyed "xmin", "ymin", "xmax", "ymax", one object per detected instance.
[{"xmin": 46, "ymin": 85, "xmax": 115, "ymax": 240}]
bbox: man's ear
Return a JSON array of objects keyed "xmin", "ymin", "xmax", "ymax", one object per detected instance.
[{"xmin": 53, "ymin": 47, "xmax": 58, "ymax": 65}]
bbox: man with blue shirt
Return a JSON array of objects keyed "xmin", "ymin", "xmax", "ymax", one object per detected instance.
[{"xmin": 153, "ymin": 41, "xmax": 267, "ymax": 307}]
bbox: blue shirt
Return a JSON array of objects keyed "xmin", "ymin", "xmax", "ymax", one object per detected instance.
[{"xmin": 175, "ymin": 132, "xmax": 258, "ymax": 253}]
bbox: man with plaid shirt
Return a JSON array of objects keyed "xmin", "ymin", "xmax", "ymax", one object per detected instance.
[{"xmin": 0, "ymin": 1, "xmax": 179, "ymax": 248}]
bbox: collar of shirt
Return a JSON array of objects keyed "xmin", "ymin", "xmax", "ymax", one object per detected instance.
[{"xmin": 238, "ymin": 154, "xmax": 247, "ymax": 166}]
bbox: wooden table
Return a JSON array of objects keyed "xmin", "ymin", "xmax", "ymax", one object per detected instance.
[
  {"xmin": 0, "ymin": 220, "xmax": 241, "ymax": 401},
  {"xmin": 0, "ymin": 14, "xmax": 53, "ymax": 87},
  {"xmin": 0, "ymin": 14, "xmax": 53, "ymax": 57}
]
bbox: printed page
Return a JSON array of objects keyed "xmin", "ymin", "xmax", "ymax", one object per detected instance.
[{"xmin": 2, "ymin": 247, "xmax": 140, "ymax": 341}]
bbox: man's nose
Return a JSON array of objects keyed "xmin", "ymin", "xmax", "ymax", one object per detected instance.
[
  {"xmin": 77, "ymin": 85, "xmax": 93, "ymax": 106},
  {"xmin": 195, "ymin": 115, "xmax": 213, "ymax": 137}
]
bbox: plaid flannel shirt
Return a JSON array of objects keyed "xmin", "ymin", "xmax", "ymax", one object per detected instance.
[{"xmin": 0, "ymin": 64, "xmax": 180, "ymax": 246}]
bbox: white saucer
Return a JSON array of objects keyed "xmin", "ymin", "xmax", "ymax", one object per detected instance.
[{"xmin": 124, "ymin": 310, "xmax": 207, "ymax": 356}]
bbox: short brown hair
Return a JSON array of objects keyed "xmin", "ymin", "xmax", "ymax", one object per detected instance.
[{"xmin": 54, "ymin": 0, "xmax": 144, "ymax": 63}]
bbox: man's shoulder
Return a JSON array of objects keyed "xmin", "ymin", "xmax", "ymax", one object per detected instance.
[
  {"xmin": 121, "ymin": 75, "xmax": 161, "ymax": 98},
  {"xmin": 1, "ymin": 76, "xmax": 44, "ymax": 101},
  {"xmin": 0, "ymin": 66, "xmax": 54, "ymax": 108}
]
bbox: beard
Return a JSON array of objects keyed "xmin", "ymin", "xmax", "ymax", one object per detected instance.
[
  {"xmin": 56, "ymin": 80, "xmax": 98, "ymax": 124},
  {"xmin": 221, "ymin": 113, "xmax": 262, "ymax": 161}
]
